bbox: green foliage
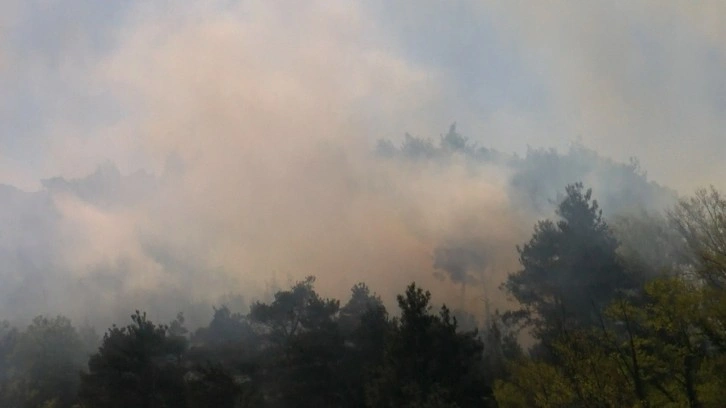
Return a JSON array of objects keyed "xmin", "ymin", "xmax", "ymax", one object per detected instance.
[
  {"xmin": 0, "ymin": 320, "xmax": 18, "ymax": 400},
  {"xmin": 336, "ymin": 283, "xmax": 392, "ymax": 407},
  {"xmin": 78, "ymin": 311, "xmax": 187, "ymax": 408},
  {"xmin": 401, "ymin": 133, "xmax": 438, "ymax": 159},
  {"xmin": 366, "ymin": 283, "xmax": 493, "ymax": 407},
  {"xmin": 339, "ymin": 282, "xmax": 384, "ymax": 335},
  {"xmin": 504, "ymin": 183, "xmax": 629, "ymax": 339},
  {"xmin": 2, "ymin": 316, "xmax": 86, "ymax": 408},
  {"xmin": 249, "ymin": 276, "xmax": 344, "ymax": 407},
  {"xmin": 480, "ymin": 315, "xmax": 522, "ymax": 382},
  {"xmin": 496, "ymin": 277, "xmax": 726, "ymax": 408},
  {"xmin": 494, "ymin": 359, "xmax": 575, "ymax": 408},
  {"xmin": 670, "ymin": 186, "xmax": 726, "ymax": 287},
  {"xmin": 612, "ymin": 210, "xmax": 689, "ymax": 280},
  {"xmin": 249, "ymin": 276, "xmax": 340, "ymax": 347},
  {"xmin": 439, "ymin": 123, "xmax": 478, "ymax": 154},
  {"xmin": 508, "ymin": 144, "xmax": 675, "ymax": 216},
  {"xmin": 184, "ymin": 363, "xmax": 259, "ymax": 408},
  {"xmin": 191, "ymin": 306, "xmax": 254, "ymax": 347},
  {"xmin": 377, "ymin": 123, "xmax": 494, "ymax": 162},
  {"xmin": 494, "ymin": 186, "xmax": 726, "ymax": 408}
]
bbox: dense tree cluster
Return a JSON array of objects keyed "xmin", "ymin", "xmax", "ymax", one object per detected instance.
[
  {"xmin": 377, "ymin": 126, "xmax": 676, "ymax": 217},
  {"xmin": 0, "ymin": 280, "xmax": 494, "ymax": 407},
  {"xmin": 1, "ymin": 179, "xmax": 725, "ymax": 406},
  {"xmin": 495, "ymin": 184, "xmax": 726, "ymax": 407}
]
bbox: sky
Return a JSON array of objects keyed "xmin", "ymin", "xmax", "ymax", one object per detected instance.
[
  {"xmin": 2, "ymin": 1, "xmax": 725, "ymax": 191},
  {"xmin": 1, "ymin": 1, "xmax": 725, "ymax": 325}
]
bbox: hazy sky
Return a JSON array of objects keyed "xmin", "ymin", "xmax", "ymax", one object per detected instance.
[
  {"xmin": 3, "ymin": 1, "xmax": 725, "ymax": 192},
  {"xmin": 1, "ymin": 1, "xmax": 725, "ymax": 324}
]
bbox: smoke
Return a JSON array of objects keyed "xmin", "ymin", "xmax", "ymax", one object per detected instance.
[
  {"xmin": 0, "ymin": 1, "xmax": 715, "ymax": 327},
  {"xmin": 0, "ymin": 1, "xmax": 521, "ymax": 326},
  {"xmin": 486, "ymin": 1, "xmax": 726, "ymax": 191}
]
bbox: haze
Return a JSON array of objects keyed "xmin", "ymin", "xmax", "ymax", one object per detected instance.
[{"xmin": 0, "ymin": 1, "xmax": 720, "ymax": 327}]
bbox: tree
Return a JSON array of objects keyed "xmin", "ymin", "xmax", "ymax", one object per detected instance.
[
  {"xmin": 0, "ymin": 320, "xmax": 18, "ymax": 406},
  {"xmin": 669, "ymin": 187, "xmax": 726, "ymax": 350},
  {"xmin": 339, "ymin": 282, "xmax": 384, "ymax": 335},
  {"xmin": 337, "ymin": 283, "xmax": 391, "ymax": 407},
  {"xmin": 186, "ymin": 305, "xmax": 261, "ymax": 406},
  {"xmin": 366, "ymin": 283, "xmax": 492, "ymax": 407},
  {"xmin": 504, "ymin": 183, "xmax": 630, "ymax": 339},
  {"xmin": 249, "ymin": 276, "xmax": 343, "ymax": 407},
  {"xmin": 4, "ymin": 316, "xmax": 86, "ymax": 408},
  {"xmin": 184, "ymin": 362, "xmax": 262, "ymax": 408},
  {"xmin": 612, "ymin": 278, "xmax": 713, "ymax": 407},
  {"xmin": 439, "ymin": 123, "xmax": 477, "ymax": 155},
  {"xmin": 612, "ymin": 210, "xmax": 690, "ymax": 280},
  {"xmin": 480, "ymin": 313, "xmax": 522, "ymax": 385},
  {"xmin": 249, "ymin": 276, "xmax": 339, "ymax": 347},
  {"xmin": 670, "ymin": 186, "xmax": 726, "ymax": 287},
  {"xmin": 191, "ymin": 306, "xmax": 254, "ymax": 347},
  {"xmin": 400, "ymin": 133, "xmax": 438, "ymax": 159},
  {"xmin": 493, "ymin": 358, "xmax": 575, "ymax": 408},
  {"xmin": 78, "ymin": 311, "xmax": 187, "ymax": 408},
  {"xmin": 495, "ymin": 277, "xmax": 726, "ymax": 408}
]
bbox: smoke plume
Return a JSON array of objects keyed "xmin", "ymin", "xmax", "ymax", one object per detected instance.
[{"xmin": 0, "ymin": 1, "xmax": 714, "ymax": 327}]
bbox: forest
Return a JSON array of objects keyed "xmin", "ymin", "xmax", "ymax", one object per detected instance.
[
  {"xmin": 5, "ymin": 1, "xmax": 726, "ymax": 406},
  {"xmin": 1, "ymin": 132, "xmax": 725, "ymax": 407}
]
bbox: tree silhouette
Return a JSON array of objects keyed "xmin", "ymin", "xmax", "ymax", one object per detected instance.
[
  {"xmin": 78, "ymin": 311, "xmax": 187, "ymax": 408},
  {"xmin": 366, "ymin": 283, "xmax": 492, "ymax": 407},
  {"xmin": 504, "ymin": 183, "xmax": 629, "ymax": 339}
]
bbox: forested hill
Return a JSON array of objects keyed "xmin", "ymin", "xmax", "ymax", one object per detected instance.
[{"xmin": 377, "ymin": 124, "xmax": 677, "ymax": 217}]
